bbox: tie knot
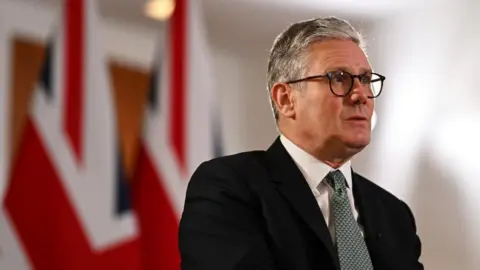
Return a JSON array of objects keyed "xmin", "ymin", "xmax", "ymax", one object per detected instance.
[{"xmin": 326, "ymin": 170, "xmax": 347, "ymax": 192}]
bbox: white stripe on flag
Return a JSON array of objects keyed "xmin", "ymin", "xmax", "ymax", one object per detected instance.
[
  {"xmin": 31, "ymin": 0, "xmax": 138, "ymax": 249},
  {"xmin": 145, "ymin": 0, "xmax": 218, "ymax": 217},
  {"xmin": 0, "ymin": 4, "xmax": 34, "ymax": 270},
  {"xmin": 186, "ymin": 0, "xmax": 215, "ymax": 177}
]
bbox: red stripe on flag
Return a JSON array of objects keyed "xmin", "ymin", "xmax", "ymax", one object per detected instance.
[
  {"xmin": 64, "ymin": 0, "xmax": 84, "ymax": 163},
  {"xmin": 133, "ymin": 145, "xmax": 180, "ymax": 269},
  {"xmin": 5, "ymin": 119, "xmax": 142, "ymax": 270},
  {"xmin": 170, "ymin": 0, "xmax": 187, "ymax": 173}
]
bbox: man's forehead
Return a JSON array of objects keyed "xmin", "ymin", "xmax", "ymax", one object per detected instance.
[{"xmin": 307, "ymin": 40, "xmax": 371, "ymax": 72}]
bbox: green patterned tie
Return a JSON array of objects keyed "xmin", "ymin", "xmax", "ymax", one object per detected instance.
[{"xmin": 327, "ymin": 170, "xmax": 374, "ymax": 270}]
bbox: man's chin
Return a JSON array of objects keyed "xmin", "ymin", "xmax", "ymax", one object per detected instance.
[{"xmin": 344, "ymin": 137, "xmax": 370, "ymax": 151}]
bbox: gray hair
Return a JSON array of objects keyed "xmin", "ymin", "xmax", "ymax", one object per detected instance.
[{"xmin": 267, "ymin": 16, "xmax": 365, "ymax": 121}]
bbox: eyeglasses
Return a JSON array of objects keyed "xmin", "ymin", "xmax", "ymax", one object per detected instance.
[{"xmin": 285, "ymin": 70, "xmax": 386, "ymax": 98}]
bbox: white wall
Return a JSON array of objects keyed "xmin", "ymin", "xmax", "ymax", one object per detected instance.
[
  {"xmin": 213, "ymin": 46, "xmax": 278, "ymax": 155},
  {"xmin": 363, "ymin": 3, "xmax": 480, "ymax": 269}
]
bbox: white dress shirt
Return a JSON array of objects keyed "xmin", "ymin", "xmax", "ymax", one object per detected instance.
[{"xmin": 280, "ymin": 135, "xmax": 363, "ymax": 242}]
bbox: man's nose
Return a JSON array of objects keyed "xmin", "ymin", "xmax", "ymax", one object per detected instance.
[{"xmin": 349, "ymin": 78, "xmax": 368, "ymax": 104}]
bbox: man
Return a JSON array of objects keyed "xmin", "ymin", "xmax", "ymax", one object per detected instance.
[{"xmin": 179, "ymin": 17, "xmax": 423, "ymax": 270}]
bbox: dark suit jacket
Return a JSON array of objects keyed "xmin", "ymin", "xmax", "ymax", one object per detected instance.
[{"xmin": 179, "ymin": 138, "xmax": 423, "ymax": 270}]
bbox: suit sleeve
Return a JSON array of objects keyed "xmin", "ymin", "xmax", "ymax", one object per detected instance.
[
  {"xmin": 178, "ymin": 160, "xmax": 275, "ymax": 270},
  {"xmin": 403, "ymin": 202, "xmax": 424, "ymax": 270}
]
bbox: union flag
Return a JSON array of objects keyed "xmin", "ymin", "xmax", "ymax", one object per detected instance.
[{"xmin": 0, "ymin": 0, "xmax": 220, "ymax": 269}]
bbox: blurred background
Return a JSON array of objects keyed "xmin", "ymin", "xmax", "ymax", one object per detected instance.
[{"xmin": 1, "ymin": 0, "xmax": 480, "ymax": 269}]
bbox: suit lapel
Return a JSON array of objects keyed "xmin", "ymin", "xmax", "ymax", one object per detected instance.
[
  {"xmin": 352, "ymin": 171, "xmax": 381, "ymax": 241},
  {"xmin": 265, "ymin": 138, "xmax": 339, "ymax": 269}
]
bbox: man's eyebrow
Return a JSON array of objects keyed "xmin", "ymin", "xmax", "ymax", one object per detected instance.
[{"xmin": 359, "ymin": 67, "xmax": 373, "ymax": 74}]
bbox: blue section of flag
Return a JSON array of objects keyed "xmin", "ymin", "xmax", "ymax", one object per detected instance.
[
  {"xmin": 148, "ymin": 65, "xmax": 160, "ymax": 112},
  {"xmin": 40, "ymin": 42, "xmax": 53, "ymax": 99},
  {"xmin": 115, "ymin": 146, "xmax": 132, "ymax": 215}
]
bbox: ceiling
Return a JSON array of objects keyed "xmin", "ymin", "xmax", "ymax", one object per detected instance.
[
  {"xmin": 16, "ymin": 0, "xmax": 437, "ymax": 54},
  {"xmin": 95, "ymin": 0, "xmax": 430, "ymax": 53},
  {"xmin": 18, "ymin": 0, "xmax": 438, "ymax": 29},
  {"xmin": 98, "ymin": 0, "xmax": 428, "ymax": 24}
]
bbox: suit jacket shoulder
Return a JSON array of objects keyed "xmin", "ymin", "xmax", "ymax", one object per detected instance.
[
  {"xmin": 179, "ymin": 150, "xmax": 278, "ymax": 270},
  {"xmin": 192, "ymin": 149, "xmax": 272, "ymax": 192},
  {"xmin": 201, "ymin": 149, "xmax": 267, "ymax": 172}
]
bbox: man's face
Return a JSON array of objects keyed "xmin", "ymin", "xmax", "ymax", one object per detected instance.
[{"xmin": 293, "ymin": 39, "xmax": 375, "ymax": 151}]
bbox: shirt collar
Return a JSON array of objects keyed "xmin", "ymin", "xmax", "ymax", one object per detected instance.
[{"xmin": 280, "ymin": 134, "xmax": 352, "ymax": 191}]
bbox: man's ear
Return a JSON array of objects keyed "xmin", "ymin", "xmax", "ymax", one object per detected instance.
[{"xmin": 271, "ymin": 82, "xmax": 295, "ymax": 119}]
